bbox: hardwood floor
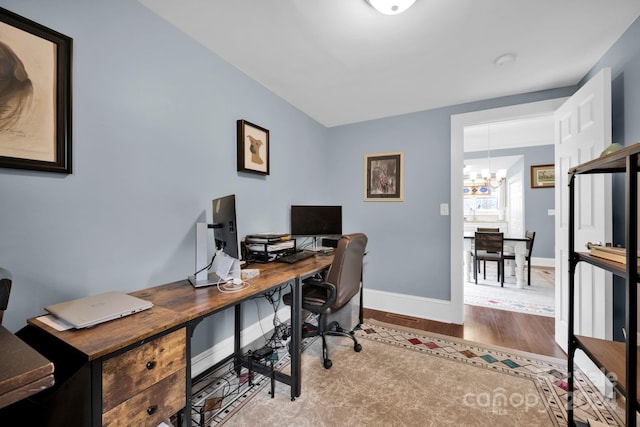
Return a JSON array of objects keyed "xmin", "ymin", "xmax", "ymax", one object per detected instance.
[{"xmin": 363, "ymin": 305, "xmax": 567, "ymax": 359}]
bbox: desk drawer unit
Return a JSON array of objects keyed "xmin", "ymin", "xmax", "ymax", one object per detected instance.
[{"xmin": 102, "ymin": 328, "xmax": 187, "ymax": 426}]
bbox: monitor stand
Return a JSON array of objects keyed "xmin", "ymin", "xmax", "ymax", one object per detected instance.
[
  {"xmin": 307, "ymin": 236, "xmax": 331, "ymax": 253},
  {"xmin": 188, "ymin": 223, "xmax": 219, "ymax": 287}
]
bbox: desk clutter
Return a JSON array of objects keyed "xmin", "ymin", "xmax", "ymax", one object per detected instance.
[{"xmin": 242, "ymin": 233, "xmax": 296, "ymax": 263}]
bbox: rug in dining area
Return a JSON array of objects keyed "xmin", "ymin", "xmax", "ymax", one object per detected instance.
[
  {"xmin": 464, "ymin": 266, "xmax": 555, "ymax": 317},
  {"xmin": 204, "ymin": 320, "xmax": 623, "ymax": 426}
]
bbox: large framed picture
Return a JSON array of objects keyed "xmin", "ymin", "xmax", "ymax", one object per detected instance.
[
  {"xmin": 237, "ymin": 119, "xmax": 269, "ymax": 175},
  {"xmin": 0, "ymin": 7, "xmax": 73, "ymax": 174},
  {"xmin": 530, "ymin": 164, "xmax": 555, "ymax": 188},
  {"xmin": 364, "ymin": 151, "xmax": 404, "ymax": 201}
]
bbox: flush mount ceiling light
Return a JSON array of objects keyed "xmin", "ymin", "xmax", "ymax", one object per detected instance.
[
  {"xmin": 494, "ymin": 53, "xmax": 517, "ymax": 67},
  {"xmin": 367, "ymin": 0, "xmax": 416, "ymax": 15}
]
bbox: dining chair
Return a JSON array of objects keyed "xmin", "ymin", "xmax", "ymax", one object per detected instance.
[
  {"xmin": 503, "ymin": 231, "xmax": 536, "ymax": 286},
  {"xmin": 471, "ymin": 232, "xmax": 505, "ymax": 286},
  {"xmin": 474, "ymin": 228, "xmax": 499, "ymax": 275}
]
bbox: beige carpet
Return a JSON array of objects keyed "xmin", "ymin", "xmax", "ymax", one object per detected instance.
[{"xmin": 205, "ymin": 320, "xmax": 623, "ymax": 426}]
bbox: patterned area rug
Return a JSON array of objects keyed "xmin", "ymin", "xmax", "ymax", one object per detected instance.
[
  {"xmin": 464, "ymin": 266, "xmax": 555, "ymax": 317},
  {"xmin": 200, "ymin": 320, "xmax": 623, "ymax": 426}
]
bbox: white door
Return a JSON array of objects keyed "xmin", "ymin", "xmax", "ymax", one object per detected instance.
[
  {"xmin": 554, "ymin": 68, "xmax": 612, "ymax": 361},
  {"xmin": 508, "ymin": 172, "xmax": 524, "ymax": 236}
]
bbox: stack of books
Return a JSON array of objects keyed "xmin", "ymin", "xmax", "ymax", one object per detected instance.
[
  {"xmin": 588, "ymin": 245, "xmax": 640, "ymax": 265},
  {"xmin": 244, "ymin": 233, "xmax": 295, "ymax": 263}
]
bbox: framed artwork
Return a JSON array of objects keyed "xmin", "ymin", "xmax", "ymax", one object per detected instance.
[
  {"xmin": 0, "ymin": 7, "xmax": 73, "ymax": 174},
  {"xmin": 237, "ymin": 119, "xmax": 269, "ymax": 175},
  {"xmin": 530, "ymin": 164, "xmax": 555, "ymax": 188},
  {"xmin": 364, "ymin": 151, "xmax": 404, "ymax": 201}
]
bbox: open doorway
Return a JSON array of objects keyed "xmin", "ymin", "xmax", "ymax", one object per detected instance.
[{"xmin": 449, "ymin": 98, "xmax": 567, "ymax": 324}]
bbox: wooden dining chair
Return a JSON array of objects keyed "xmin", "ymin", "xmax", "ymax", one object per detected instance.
[
  {"xmin": 474, "ymin": 228, "xmax": 500, "ymax": 275},
  {"xmin": 471, "ymin": 232, "xmax": 505, "ymax": 286},
  {"xmin": 503, "ymin": 231, "xmax": 536, "ymax": 286}
]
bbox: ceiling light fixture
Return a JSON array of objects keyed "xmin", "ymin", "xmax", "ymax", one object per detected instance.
[
  {"xmin": 494, "ymin": 53, "xmax": 517, "ymax": 67},
  {"xmin": 367, "ymin": 0, "xmax": 416, "ymax": 15}
]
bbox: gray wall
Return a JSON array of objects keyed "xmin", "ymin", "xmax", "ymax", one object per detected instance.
[
  {"xmin": 0, "ymin": 0, "xmax": 330, "ymax": 354},
  {"xmin": 1, "ymin": 0, "xmax": 639, "ymax": 347},
  {"xmin": 465, "ymin": 145, "xmax": 555, "ymax": 258},
  {"xmin": 326, "ymin": 88, "xmax": 573, "ymax": 301}
]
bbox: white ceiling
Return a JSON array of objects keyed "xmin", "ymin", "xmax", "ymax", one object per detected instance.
[{"xmin": 138, "ymin": 0, "xmax": 640, "ymax": 127}]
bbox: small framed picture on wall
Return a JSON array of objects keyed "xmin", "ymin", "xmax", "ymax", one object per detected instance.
[
  {"xmin": 237, "ymin": 119, "xmax": 269, "ymax": 175},
  {"xmin": 530, "ymin": 164, "xmax": 555, "ymax": 188},
  {"xmin": 364, "ymin": 152, "xmax": 404, "ymax": 201}
]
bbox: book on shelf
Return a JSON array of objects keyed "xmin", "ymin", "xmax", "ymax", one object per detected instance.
[{"xmin": 588, "ymin": 245, "xmax": 640, "ymax": 265}]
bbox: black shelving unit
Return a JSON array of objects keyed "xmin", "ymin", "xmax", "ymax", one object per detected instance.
[{"xmin": 567, "ymin": 142, "xmax": 640, "ymax": 426}]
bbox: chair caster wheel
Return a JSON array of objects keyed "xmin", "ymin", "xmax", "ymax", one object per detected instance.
[
  {"xmin": 354, "ymin": 343, "xmax": 362, "ymax": 352},
  {"xmin": 323, "ymin": 359, "xmax": 333, "ymax": 369}
]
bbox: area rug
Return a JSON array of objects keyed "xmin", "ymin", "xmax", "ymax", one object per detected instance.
[
  {"xmin": 464, "ymin": 266, "xmax": 555, "ymax": 317},
  {"xmin": 203, "ymin": 320, "xmax": 623, "ymax": 426}
]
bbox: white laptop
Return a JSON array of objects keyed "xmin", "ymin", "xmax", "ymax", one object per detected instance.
[{"xmin": 44, "ymin": 291, "xmax": 153, "ymax": 329}]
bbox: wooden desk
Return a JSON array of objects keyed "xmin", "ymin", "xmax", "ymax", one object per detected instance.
[
  {"xmin": 9, "ymin": 254, "xmax": 333, "ymax": 426},
  {"xmin": 0, "ymin": 326, "xmax": 54, "ymax": 410},
  {"xmin": 463, "ymin": 233, "xmax": 529, "ymax": 288}
]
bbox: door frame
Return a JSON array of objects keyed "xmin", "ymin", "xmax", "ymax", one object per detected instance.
[{"xmin": 450, "ymin": 98, "xmax": 567, "ymax": 324}]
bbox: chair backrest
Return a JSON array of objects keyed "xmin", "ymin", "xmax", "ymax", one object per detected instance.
[
  {"xmin": 525, "ymin": 230, "xmax": 536, "ymax": 255},
  {"xmin": 474, "ymin": 232, "xmax": 504, "ymax": 254},
  {"xmin": 325, "ymin": 233, "xmax": 368, "ymax": 311},
  {"xmin": 477, "ymin": 227, "xmax": 499, "ymax": 232},
  {"xmin": 0, "ymin": 268, "xmax": 12, "ymax": 325}
]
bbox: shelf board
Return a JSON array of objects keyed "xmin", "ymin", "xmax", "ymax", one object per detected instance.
[
  {"xmin": 575, "ymin": 252, "xmax": 640, "ymax": 280},
  {"xmin": 569, "ymin": 141, "xmax": 640, "ymax": 175},
  {"xmin": 574, "ymin": 335, "xmax": 639, "ymax": 405}
]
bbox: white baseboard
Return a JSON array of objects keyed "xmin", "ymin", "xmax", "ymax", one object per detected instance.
[
  {"xmin": 532, "ymin": 257, "xmax": 554, "ymax": 268},
  {"xmin": 363, "ymin": 288, "xmax": 456, "ymax": 324},
  {"xmin": 191, "ymin": 306, "xmax": 291, "ymax": 378}
]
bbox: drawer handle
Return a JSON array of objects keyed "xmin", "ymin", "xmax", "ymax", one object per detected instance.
[
  {"xmin": 146, "ymin": 405, "xmax": 157, "ymax": 416},
  {"xmin": 146, "ymin": 360, "xmax": 157, "ymax": 370}
]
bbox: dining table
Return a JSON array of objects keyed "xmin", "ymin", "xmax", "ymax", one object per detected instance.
[{"xmin": 463, "ymin": 233, "xmax": 530, "ymax": 288}]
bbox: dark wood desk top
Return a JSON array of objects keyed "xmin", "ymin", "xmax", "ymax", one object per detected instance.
[
  {"xmin": 25, "ymin": 254, "xmax": 333, "ymax": 361},
  {"xmin": 132, "ymin": 254, "xmax": 333, "ymax": 323},
  {"xmin": 27, "ymin": 305, "xmax": 187, "ymax": 361},
  {"xmin": 0, "ymin": 326, "xmax": 54, "ymax": 409}
]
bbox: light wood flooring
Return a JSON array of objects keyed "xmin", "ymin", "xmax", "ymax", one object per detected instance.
[{"xmin": 363, "ymin": 305, "xmax": 566, "ymax": 359}]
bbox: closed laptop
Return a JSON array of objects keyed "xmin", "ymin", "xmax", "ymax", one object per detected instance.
[{"xmin": 44, "ymin": 291, "xmax": 153, "ymax": 329}]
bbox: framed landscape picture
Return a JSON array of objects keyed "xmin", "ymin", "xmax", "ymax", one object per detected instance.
[
  {"xmin": 237, "ymin": 119, "xmax": 269, "ymax": 175},
  {"xmin": 530, "ymin": 164, "xmax": 555, "ymax": 188},
  {"xmin": 364, "ymin": 152, "xmax": 404, "ymax": 201},
  {"xmin": 0, "ymin": 7, "xmax": 73, "ymax": 174}
]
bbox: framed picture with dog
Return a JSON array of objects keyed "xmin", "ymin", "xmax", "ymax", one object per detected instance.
[
  {"xmin": 237, "ymin": 119, "xmax": 269, "ymax": 175},
  {"xmin": 364, "ymin": 151, "xmax": 404, "ymax": 201}
]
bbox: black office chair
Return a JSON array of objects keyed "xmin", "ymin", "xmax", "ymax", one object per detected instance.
[
  {"xmin": 471, "ymin": 232, "xmax": 505, "ymax": 287},
  {"xmin": 283, "ymin": 233, "xmax": 367, "ymax": 369},
  {"xmin": 0, "ymin": 268, "xmax": 11, "ymax": 325},
  {"xmin": 503, "ymin": 231, "xmax": 536, "ymax": 286}
]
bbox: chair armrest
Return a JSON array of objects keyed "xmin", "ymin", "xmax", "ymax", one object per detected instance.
[{"xmin": 301, "ymin": 281, "xmax": 337, "ymax": 313}]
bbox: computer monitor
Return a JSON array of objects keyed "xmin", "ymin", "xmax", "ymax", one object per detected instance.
[
  {"xmin": 212, "ymin": 194, "xmax": 239, "ymax": 259},
  {"xmin": 290, "ymin": 205, "xmax": 342, "ymax": 237}
]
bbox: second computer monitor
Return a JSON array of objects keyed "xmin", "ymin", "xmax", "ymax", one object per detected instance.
[
  {"xmin": 290, "ymin": 205, "xmax": 342, "ymax": 237},
  {"xmin": 212, "ymin": 194, "xmax": 239, "ymax": 259}
]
